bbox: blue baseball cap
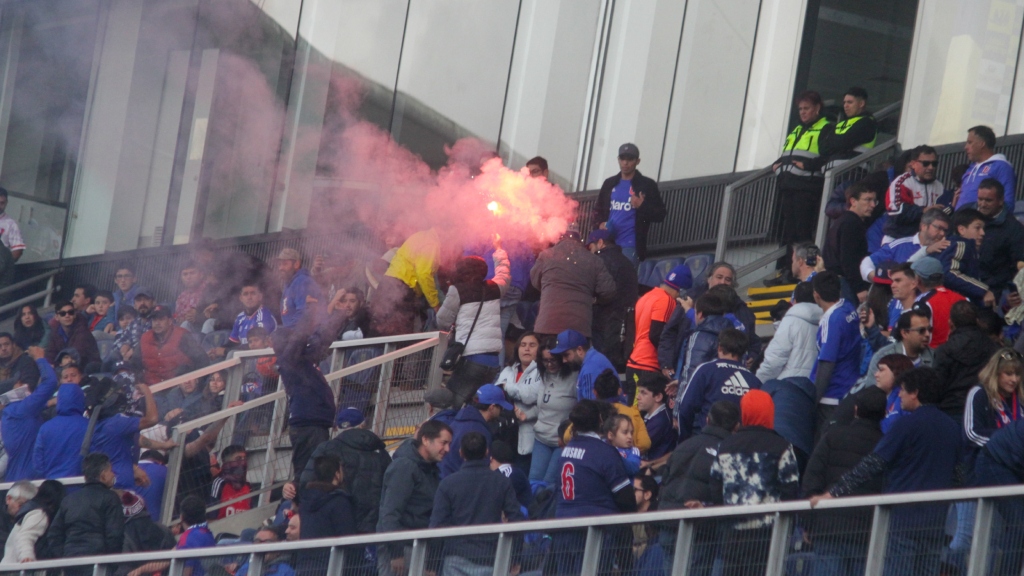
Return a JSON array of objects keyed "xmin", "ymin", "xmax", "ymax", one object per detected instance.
[
  {"xmin": 587, "ymin": 229, "xmax": 611, "ymax": 245},
  {"xmin": 911, "ymin": 256, "xmax": 943, "ymax": 280},
  {"xmin": 476, "ymin": 384, "xmax": 513, "ymax": 411},
  {"xmin": 550, "ymin": 329, "xmax": 587, "ymax": 354},
  {"xmin": 335, "ymin": 407, "xmax": 365, "ymax": 429},
  {"xmin": 664, "ymin": 264, "xmax": 693, "ymax": 291}
]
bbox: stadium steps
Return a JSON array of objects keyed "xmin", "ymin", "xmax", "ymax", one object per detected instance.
[{"xmin": 745, "ymin": 284, "xmax": 796, "ymax": 325}]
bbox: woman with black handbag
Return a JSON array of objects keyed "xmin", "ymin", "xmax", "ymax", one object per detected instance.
[{"xmin": 437, "ymin": 235, "xmax": 510, "ymax": 407}]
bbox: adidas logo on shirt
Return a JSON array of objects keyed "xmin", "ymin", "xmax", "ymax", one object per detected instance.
[{"xmin": 720, "ymin": 372, "xmax": 751, "ymax": 396}]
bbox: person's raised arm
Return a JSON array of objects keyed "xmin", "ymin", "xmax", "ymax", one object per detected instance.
[
  {"xmin": 23, "ymin": 347, "xmax": 57, "ymax": 415},
  {"xmin": 137, "ymin": 383, "xmax": 158, "ymax": 430}
]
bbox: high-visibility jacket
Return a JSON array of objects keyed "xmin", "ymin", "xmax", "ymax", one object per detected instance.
[
  {"xmin": 775, "ymin": 117, "xmax": 830, "ymax": 178},
  {"xmin": 821, "ymin": 114, "xmax": 878, "ymax": 171}
]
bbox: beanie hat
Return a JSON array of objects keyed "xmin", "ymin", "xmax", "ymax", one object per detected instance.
[
  {"xmin": 740, "ymin": 390, "xmax": 774, "ymax": 429},
  {"xmin": 664, "ymin": 265, "xmax": 693, "ymax": 291}
]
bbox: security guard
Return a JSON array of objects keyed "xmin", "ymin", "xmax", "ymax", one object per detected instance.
[
  {"xmin": 769, "ymin": 91, "xmax": 830, "ymax": 283},
  {"xmin": 820, "ymin": 86, "xmax": 878, "ymax": 171}
]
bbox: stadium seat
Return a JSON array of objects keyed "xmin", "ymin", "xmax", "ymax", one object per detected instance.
[
  {"xmin": 643, "ymin": 257, "xmax": 685, "ymax": 288},
  {"xmin": 683, "ymin": 253, "xmax": 714, "ymax": 287}
]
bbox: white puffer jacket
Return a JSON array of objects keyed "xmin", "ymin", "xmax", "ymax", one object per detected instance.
[
  {"xmin": 756, "ymin": 302, "xmax": 822, "ymax": 381},
  {"xmin": 437, "ymin": 249, "xmax": 510, "ymax": 356},
  {"xmin": 496, "ymin": 360, "xmax": 542, "ymax": 455}
]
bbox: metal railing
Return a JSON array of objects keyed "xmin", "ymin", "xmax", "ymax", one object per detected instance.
[
  {"xmin": 9, "ymin": 484, "xmax": 1024, "ymax": 576},
  {"xmin": 714, "ymin": 101, "xmax": 903, "ymax": 278},
  {"xmin": 813, "ymin": 138, "xmax": 901, "ymax": 247},
  {"xmin": 155, "ymin": 331, "xmax": 445, "ymax": 524},
  {"xmin": 0, "ymin": 268, "xmax": 59, "ymax": 315}
]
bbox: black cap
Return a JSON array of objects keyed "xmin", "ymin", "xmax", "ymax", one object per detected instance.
[
  {"xmin": 150, "ymin": 304, "xmax": 172, "ymax": 319},
  {"xmin": 618, "ymin": 143, "xmax": 639, "ymax": 159}
]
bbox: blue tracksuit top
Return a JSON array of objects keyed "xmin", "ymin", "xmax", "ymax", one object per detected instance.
[
  {"xmin": 578, "ymin": 347, "xmax": 616, "ymax": 401},
  {"xmin": 676, "ymin": 359, "xmax": 762, "ymax": 440},
  {"xmin": 440, "ymin": 405, "xmax": 493, "ymax": 478},
  {"xmin": 957, "ymin": 154, "xmax": 1016, "ymax": 209},
  {"xmin": 1, "ymin": 359, "xmax": 58, "ymax": 481},
  {"xmin": 281, "ymin": 269, "xmax": 323, "ymax": 328}
]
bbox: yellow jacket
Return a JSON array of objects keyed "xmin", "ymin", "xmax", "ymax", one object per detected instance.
[{"xmin": 385, "ymin": 228, "xmax": 441, "ymax": 308}]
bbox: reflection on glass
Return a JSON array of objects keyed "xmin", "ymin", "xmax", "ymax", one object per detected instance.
[
  {"xmin": 500, "ymin": 0, "xmax": 602, "ymax": 191},
  {"xmin": 391, "ymin": 0, "xmax": 519, "ymax": 169}
]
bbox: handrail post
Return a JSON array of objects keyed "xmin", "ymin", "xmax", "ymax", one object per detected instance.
[
  {"xmin": 245, "ymin": 552, "xmax": 265, "ymax": 576},
  {"xmin": 966, "ymin": 497, "xmax": 995, "ymax": 576},
  {"xmin": 371, "ymin": 343, "xmax": 395, "ymax": 437},
  {"xmin": 814, "ymin": 167, "xmax": 837, "ymax": 248},
  {"xmin": 764, "ymin": 512, "xmax": 793, "ymax": 576},
  {"xmin": 672, "ymin": 519, "xmax": 696, "ymax": 576},
  {"xmin": 580, "ymin": 526, "xmax": 604, "ymax": 576},
  {"xmin": 408, "ymin": 539, "xmax": 427, "ymax": 576},
  {"xmin": 258, "ymin": 395, "xmax": 288, "ymax": 507},
  {"xmin": 43, "ymin": 275, "xmax": 53, "ymax": 309},
  {"xmin": 326, "ymin": 546, "xmax": 345, "ymax": 576},
  {"xmin": 168, "ymin": 557, "xmax": 185, "ymax": 576},
  {"xmin": 714, "ymin": 183, "xmax": 736, "ymax": 262},
  {"xmin": 491, "ymin": 532, "xmax": 513, "ymax": 576},
  {"xmin": 92, "ymin": 563, "xmax": 110, "ymax": 576},
  {"xmin": 219, "ymin": 363, "xmax": 245, "ymax": 453},
  {"xmin": 864, "ymin": 505, "xmax": 891, "ymax": 576},
  {"xmin": 160, "ymin": 427, "xmax": 186, "ymax": 525}
]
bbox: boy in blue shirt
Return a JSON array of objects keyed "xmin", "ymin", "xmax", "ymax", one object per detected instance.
[
  {"xmin": 676, "ymin": 328, "xmax": 762, "ymax": 441},
  {"xmin": 176, "ymin": 495, "xmax": 217, "ymax": 576},
  {"xmin": 811, "ymin": 271, "xmax": 863, "ymax": 438}
]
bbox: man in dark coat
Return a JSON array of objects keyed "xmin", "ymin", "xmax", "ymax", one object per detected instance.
[
  {"xmin": 595, "ymin": 142, "xmax": 667, "ymax": 265},
  {"xmin": 530, "ymin": 232, "xmax": 616, "ymax": 340},
  {"xmin": 587, "ymin": 230, "xmax": 639, "ymax": 369},
  {"xmin": 968, "ymin": 179, "xmax": 1024, "ymax": 295},
  {"xmin": 297, "ymin": 421, "xmax": 391, "ymax": 534},
  {"xmin": 429, "ymin": 432, "xmax": 524, "ymax": 574},
  {"xmin": 934, "ymin": 301, "xmax": 1000, "ymax": 420},
  {"xmin": 803, "ymin": 392, "xmax": 885, "ymax": 576},
  {"xmin": 0, "ymin": 333, "xmax": 38, "ymax": 394},
  {"xmin": 299, "ymin": 454, "xmax": 357, "ymax": 574},
  {"xmin": 47, "ymin": 453, "xmax": 124, "ymax": 571},
  {"xmin": 377, "ymin": 421, "xmax": 451, "ymax": 576}
]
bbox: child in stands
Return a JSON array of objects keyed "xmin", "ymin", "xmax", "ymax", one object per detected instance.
[{"xmin": 605, "ymin": 413, "xmax": 641, "ymax": 478}]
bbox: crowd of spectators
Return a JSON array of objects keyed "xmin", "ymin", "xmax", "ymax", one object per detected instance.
[{"xmin": 2, "ymin": 88, "xmax": 1024, "ymax": 576}]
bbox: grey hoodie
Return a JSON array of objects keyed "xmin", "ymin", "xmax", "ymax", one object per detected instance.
[{"xmin": 756, "ymin": 302, "xmax": 822, "ymax": 382}]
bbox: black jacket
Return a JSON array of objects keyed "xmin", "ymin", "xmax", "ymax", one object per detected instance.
[
  {"xmin": 661, "ymin": 425, "xmax": 731, "ymax": 508},
  {"xmin": 934, "ymin": 326, "xmax": 1000, "ymax": 417},
  {"xmin": 114, "ymin": 512, "xmax": 176, "ymax": 576},
  {"xmin": 272, "ymin": 309, "xmax": 348, "ymax": 428},
  {"xmin": 428, "ymin": 459, "xmax": 524, "ymax": 560},
  {"xmin": 824, "ymin": 210, "xmax": 870, "ymax": 293},
  {"xmin": 300, "ymin": 482, "xmax": 357, "ymax": 538},
  {"xmin": 377, "ymin": 439, "xmax": 441, "ymax": 551},
  {"xmin": 299, "ymin": 428, "xmax": 391, "ymax": 534},
  {"xmin": 594, "ymin": 244, "xmax": 639, "ymax": 315},
  {"xmin": 596, "ymin": 170, "xmax": 667, "ymax": 261},
  {"xmin": 833, "ymin": 386, "xmax": 888, "ymax": 428},
  {"xmin": 977, "ymin": 204, "xmax": 1024, "ymax": 293},
  {"xmin": 48, "ymin": 482, "xmax": 124, "ymax": 558},
  {"xmin": 816, "ymin": 114, "xmax": 878, "ymax": 170},
  {"xmin": 803, "ymin": 419, "xmax": 883, "ymax": 497}
]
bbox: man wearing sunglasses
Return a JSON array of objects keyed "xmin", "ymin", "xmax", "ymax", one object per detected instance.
[
  {"xmin": 44, "ymin": 300, "xmax": 100, "ymax": 372},
  {"xmin": 883, "ymin": 145, "xmax": 944, "ymax": 242},
  {"xmin": 857, "ymin": 309, "xmax": 934, "ymax": 395}
]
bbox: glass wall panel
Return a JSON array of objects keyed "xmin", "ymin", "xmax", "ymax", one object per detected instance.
[
  {"xmin": 584, "ymin": 0, "xmax": 686, "ymax": 190},
  {"xmin": 659, "ymin": 0, "xmax": 761, "ymax": 180},
  {"xmin": 901, "ymin": 0, "xmax": 1017, "ymax": 146},
  {"xmin": 391, "ymin": 0, "xmax": 520, "ymax": 169},
  {"xmin": 499, "ymin": 0, "xmax": 602, "ymax": 191}
]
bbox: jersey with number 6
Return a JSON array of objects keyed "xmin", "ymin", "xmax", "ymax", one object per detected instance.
[{"xmin": 555, "ymin": 433, "xmax": 631, "ymax": 518}]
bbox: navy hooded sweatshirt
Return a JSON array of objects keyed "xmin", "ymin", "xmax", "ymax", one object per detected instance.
[
  {"xmin": 34, "ymin": 383, "xmax": 89, "ymax": 478},
  {"xmin": 440, "ymin": 405, "xmax": 492, "ymax": 478}
]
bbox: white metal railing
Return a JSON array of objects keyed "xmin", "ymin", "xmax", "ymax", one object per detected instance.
[
  {"xmin": 8, "ymin": 484, "xmax": 1024, "ymax": 576},
  {"xmin": 0, "ymin": 268, "xmax": 60, "ymax": 314},
  {"xmin": 0, "ymin": 475, "xmax": 84, "ymax": 491},
  {"xmin": 155, "ymin": 332, "xmax": 445, "ymax": 524}
]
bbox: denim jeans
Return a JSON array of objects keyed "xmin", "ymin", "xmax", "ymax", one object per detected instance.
[
  {"xmin": 529, "ymin": 441, "xmax": 562, "ymax": 486},
  {"xmin": 884, "ymin": 520, "xmax": 945, "ymax": 576},
  {"xmin": 621, "ymin": 245, "xmax": 639, "ymax": 268}
]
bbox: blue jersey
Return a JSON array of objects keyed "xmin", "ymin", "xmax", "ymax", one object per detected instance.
[
  {"xmin": 578, "ymin": 347, "xmax": 616, "ymax": 401},
  {"xmin": 881, "ymin": 388, "xmax": 907, "ymax": 434},
  {"xmin": 90, "ymin": 414, "xmax": 141, "ymax": 490},
  {"xmin": 556, "ymin": 433, "xmax": 631, "ymax": 518},
  {"xmin": 958, "ymin": 155, "xmax": 1016, "ymax": 209},
  {"xmin": 886, "ymin": 294, "xmax": 924, "ymax": 331},
  {"xmin": 606, "ymin": 180, "xmax": 636, "ymax": 247},
  {"xmin": 230, "ymin": 306, "xmax": 277, "ymax": 345},
  {"xmin": 811, "ymin": 299, "xmax": 862, "ymax": 401},
  {"xmin": 177, "ymin": 523, "xmax": 217, "ymax": 576},
  {"xmin": 865, "ymin": 235, "xmax": 923, "ymax": 277},
  {"xmin": 281, "ymin": 269, "xmax": 322, "ymax": 327},
  {"xmin": 643, "ymin": 405, "xmax": 676, "ymax": 459},
  {"xmin": 676, "ymin": 359, "xmax": 762, "ymax": 439}
]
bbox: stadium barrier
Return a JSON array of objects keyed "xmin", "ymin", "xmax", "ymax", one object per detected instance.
[
  {"xmin": 5, "ymin": 484, "xmax": 1024, "ymax": 576},
  {"xmin": 155, "ymin": 332, "xmax": 445, "ymax": 525}
]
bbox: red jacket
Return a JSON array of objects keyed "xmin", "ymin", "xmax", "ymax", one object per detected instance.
[
  {"xmin": 922, "ymin": 287, "xmax": 967, "ymax": 348},
  {"xmin": 137, "ymin": 326, "xmax": 209, "ymax": 385}
]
